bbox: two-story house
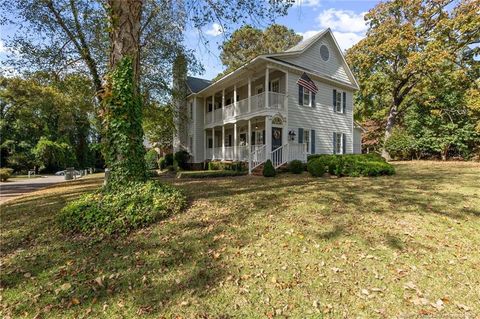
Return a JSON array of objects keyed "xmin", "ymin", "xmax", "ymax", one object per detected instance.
[{"xmin": 184, "ymin": 28, "xmax": 360, "ymax": 173}]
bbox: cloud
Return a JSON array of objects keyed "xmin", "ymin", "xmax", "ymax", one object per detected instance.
[
  {"xmin": 317, "ymin": 8, "xmax": 367, "ymax": 33},
  {"xmin": 0, "ymin": 39, "xmax": 8, "ymax": 54},
  {"xmin": 297, "ymin": 8, "xmax": 367, "ymax": 51},
  {"xmin": 331, "ymin": 31, "xmax": 364, "ymax": 51},
  {"xmin": 293, "ymin": 0, "xmax": 321, "ymax": 7},
  {"xmin": 205, "ymin": 23, "xmax": 224, "ymax": 37}
]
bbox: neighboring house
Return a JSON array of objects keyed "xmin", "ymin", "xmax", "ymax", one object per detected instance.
[{"xmin": 184, "ymin": 28, "xmax": 361, "ymax": 173}]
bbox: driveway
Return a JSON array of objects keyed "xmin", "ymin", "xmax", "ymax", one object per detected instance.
[{"xmin": 0, "ymin": 175, "xmax": 66, "ymax": 204}]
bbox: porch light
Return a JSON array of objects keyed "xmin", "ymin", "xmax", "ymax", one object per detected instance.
[{"xmin": 288, "ymin": 130, "xmax": 296, "ymax": 141}]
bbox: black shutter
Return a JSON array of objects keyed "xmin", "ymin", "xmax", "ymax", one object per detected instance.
[
  {"xmin": 333, "ymin": 132, "xmax": 336, "ymax": 154},
  {"xmin": 342, "ymin": 134, "xmax": 346, "ymax": 154},
  {"xmin": 312, "ymin": 92, "xmax": 316, "ymax": 107},
  {"xmin": 343, "ymin": 92, "xmax": 346, "ymax": 113},
  {"xmin": 298, "ymin": 128, "xmax": 304, "ymax": 143},
  {"xmin": 333, "ymin": 89, "xmax": 337, "ymax": 112},
  {"xmin": 298, "ymin": 85, "xmax": 304, "ymax": 105},
  {"xmin": 311, "ymin": 129, "xmax": 316, "ymax": 154},
  {"xmin": 262, "ymin": 130, "xmax": 265, "ymax": 144}
]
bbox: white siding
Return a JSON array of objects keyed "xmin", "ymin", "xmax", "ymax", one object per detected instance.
[
  {"xmin": 278, "ymin": 33, "xmax": 353, "ymax": 85},
  {"xmin": 287, "ymin": 69, "xmax": 354, "ymax": 154},
  {"xmin": 353, "ymin": 127, "xmax": 362, "ymax": 154}
]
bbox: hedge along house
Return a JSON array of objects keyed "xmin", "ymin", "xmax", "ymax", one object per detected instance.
[{"xmin": 184, "ymin": 29, "xmax": 362, "ymax": 174}]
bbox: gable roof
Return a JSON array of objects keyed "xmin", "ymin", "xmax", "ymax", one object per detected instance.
[
  {"xmin": 186, "ymin": 76, "xmax": 211, "ymax": 93},
  {"xmin": 187, "ymin": 28, "xmax": 359, "ymax": 96}
]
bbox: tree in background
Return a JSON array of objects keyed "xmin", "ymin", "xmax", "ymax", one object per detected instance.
[
  {"xmin": 217, "ymin": 24, "xmax": 302, "ymax": 79},
  {"xmin": 0, "ymin": 73, "xmax": 97, "ymax": 172},
  {"xmin": 346, "ymin": 0, "xmax": 480, "ymax": 159},
  {"xmin": 143, "ymin": 103, "xmax": 175, "ymax": 153}
]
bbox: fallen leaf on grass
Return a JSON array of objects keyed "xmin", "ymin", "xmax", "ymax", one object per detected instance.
[
  {"xmin": 403, "ymin": 281, "xmax": 417, "ymax": 291},
  {"xmin": 71, "ymin": 298, "xmax": 80, "ymax": 305},
  {"xmin": 411, "ymin": 297, "xmax": 429, "ymax": 306},
  {"xmin": 455, "ymin": 303, "xmax": 470, "ymax": 311},
  {"xmin": 431, "ymin": 299, "xmax": 444, "ymax": 311},
  {"xmin": 55, "ymin": 283, "xmax": 71, "ymax": 294},
  {"xmin": 361, "ymin": 289, "xmax": 369, "ymax": 296},
  {"xmin": 331, "ymin": 267, "xmax": 343, "ymax": 273}
]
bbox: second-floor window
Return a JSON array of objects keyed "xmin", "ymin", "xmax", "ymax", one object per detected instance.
[
  {"xmin": 333, "ymin": 89, "xmax": 346, "ymax": 113},
  {"xmin": 298, "ymin": 85, "xmax": 315, "ymax": 107}
]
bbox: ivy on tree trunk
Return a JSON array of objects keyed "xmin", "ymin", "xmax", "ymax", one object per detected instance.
[{"xmin": 102, "ymin": 0, "xmax": 146, "ymax": 185}]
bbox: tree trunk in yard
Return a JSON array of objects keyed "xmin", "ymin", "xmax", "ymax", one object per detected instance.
[
  {"xmin": 103, "ymin": 0, "xmax": 146, "ymax": 184},
  {"xmin": 381, "ymin": 103, "xmax": 398, "ymax": 161},
  {"xmin": 172, "ymin": 52, "xmax": 188, "ymax": 153}
]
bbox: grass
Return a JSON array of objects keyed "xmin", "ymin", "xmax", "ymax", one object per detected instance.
[{"xmin": 0, "ymin": 162, "xmax": 479, "ymax": 318}]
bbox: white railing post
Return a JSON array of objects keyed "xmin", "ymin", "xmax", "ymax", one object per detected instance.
[
  {"xmin": 234, "ymin": 123, "xmax": 237, "ymax": 161},
  {"xmin": 212, "ymin": 94, "xmax": 215, "ymax": 124}
]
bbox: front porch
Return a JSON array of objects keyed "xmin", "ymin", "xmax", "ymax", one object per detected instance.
[{"xmin": 204, "ymin": 115, "xmax": 307, "ymax": 173}]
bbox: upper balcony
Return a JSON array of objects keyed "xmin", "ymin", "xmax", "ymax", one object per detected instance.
[
  {"xmin": 202, "ymin": 66, "xmax": 288, "ymax": 127},
  {"xmin": 205, "ymin": 92, "xmax": 286, "ymax": 125}
]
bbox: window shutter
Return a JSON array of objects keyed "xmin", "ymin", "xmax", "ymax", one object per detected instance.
[
  {"xmin": 311, "ymin": 129, "xmax": 316, "ymax": 154},
  {"xmin": 298, "ymin": 85, "xmax": 303, "ymax": 105},
  {"xmin": 312, "ymin": 92, "xmax": 316, "ymax": 107},
  {"xmin": 298, "ymin": 128, "xmax": 304, "ymax": 144},
  {"xmin": 332, "ymin": 132, "xmax": 336, "ymax": 154},
  {"xmin": 342, "ymin": 134, "xmax": 346, "ymax": 154},
  {"xmin": 343, "ymin": 92, "xmax": 346, "ymax": 113},
  {"xmin": 333, "ymin": 89, "xmax": 337, "ymax": 112}
]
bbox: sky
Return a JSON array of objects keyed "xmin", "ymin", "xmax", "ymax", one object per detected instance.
[
  {"xmin": 184, "ymin": 0, "xmax": 381, "ymax": 80},
  {"xmin": 0, "ymin": 0, "xmax": 381, "ymax": 78}
]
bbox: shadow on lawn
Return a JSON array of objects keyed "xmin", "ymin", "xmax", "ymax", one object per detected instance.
[{"xmin": 1, "ymin": 163, "xmax": 478, "ymax": 317}]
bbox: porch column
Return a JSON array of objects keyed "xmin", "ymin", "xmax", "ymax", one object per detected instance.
[
  {"xmin": 222, "ymin": 89, "xmax": 225, "ymax": 120},
  {"xmin": 265, "ymin": 116, "xmax": 272, "ymax": 159},
  {"xmin": 265, "ymin": 67, "xmax": 269, "ymax": 108},
  {"xmin": 248, "ymin": 77, "xmax": 252, "ymax": 112},
  {"xmin": 222, "ymin": 125, "xmax": 225, "ymax": 160},
  {"xmin": 204, "ymin": 98, "xmax": 206, "ymax": 125},
  {"xmin": 233, "ymin": 84, "xmax": 237, "ymax": 116},
  {"xmin": 212, "ymin": 94, "xmax": 215, "ymax": 124},
  {"xmin": 233, "ymin": 123, "xmax": 238, "ymax": 160},
  {"xmin": 203, "ymin": 130, "xmax": 207, "ymax": 161},
  {"xmin": 248, "ymin": 119, "xmax": 252, "ymax": 174},
  {"xmin": 211, "ymin": 127, "xmax": 215, "ymax": 160}
]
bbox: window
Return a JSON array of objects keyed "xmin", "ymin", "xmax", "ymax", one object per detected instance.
[
  {"xmin": 189, "ymin": 136, "xmax": 193, "ymax": 151},
  {"xmin": 303, "ymin": 88, "xmax": 311, "ymax": 107},
  {"xmin": 270, "ymin": 79, "xmax": 280, "ymax": 93},
  {"xmin": 189, "ymin": 103, "xmax": 193, "ymax": 120},
  {"xmin": 304, "ymin": 129, "xmax": 310, "ymax": 154},
  {"xmin": 207, "ymin": 103, "xmax": 213, "ymax": 112},
  {"xmin": 320, "ymin": 45, "xmax": 329, "ymax": 61},
  {"xmin": 208, "ymin": 138, "xmax": 213, "ymax": 149},
  {"xmin": 254, "ymin": 130, "xmax": 264, "ymax": 145},
  {"xmin": 334, "ymin": 133, "xmax": 344, "ymax": 154},
  {"xmin": 336, "ymin": 91, "xmax": 342, "ymax": 113}
]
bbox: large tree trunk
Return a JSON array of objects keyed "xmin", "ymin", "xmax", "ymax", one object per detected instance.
[
  {"xmin": 103, "ymin": 0, "xmax": 146, "ymax": 184},
  {"xmin": 172, "ymin": 52, "xmax": 188, "ymax": 153},
  {"xmin": 381, "ymin": 102, "xmax": 398, "ymax": 161}
]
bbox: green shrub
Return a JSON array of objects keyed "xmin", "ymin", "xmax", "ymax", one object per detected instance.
[
  {"xmin": 384, "ymin": 129, "xmax": 417, "ymax": 160},
  {"xmin": 0, "ymin": 168, "xmax": 14, "ymax": 182},
  {"xmin": 288, "ymin": 160, "xmax": 304, "ymax": 174},
  {"xmin": 164, "ymin": 153, "xmax": 174, "ymax": 166},
  {"xmin": 58, "ymin": 181, "xmax": 186, "ymax": 237},
  {"xmin": 177, "ymin": 170, "xmax": 247, "ymax": 179},
  {"xmin": 158, "ymin": 157, "xmax": 166, "ymax": 169},
  {"xmin": 307, "ymin": 158, "xmax": 326, "ymax": 177},
  {"xmin": 32, "ymin": 137, "xmax": 77, "ymax": 172},
  {"xmin": 262, "ymin": 159, "xmax": 276, "ymax": 177},
  {"xmin": 307, "ymin": 154, "xmax": 394, "ymax": 177},
  {"xmin": 208, "ymin": 161, "xmax": 246, "ymax": 171},
  {"xmin": 174, "ymin": 150, "xmax": 190, "ymax": 170},
  {"xmin": 145, "ymin": 149, "xmax": 159, "ymax": 170}
]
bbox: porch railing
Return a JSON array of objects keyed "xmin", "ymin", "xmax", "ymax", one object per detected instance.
[{"xmin": 205, "ymin": 92, "xmax": 286, "ymax": 125}]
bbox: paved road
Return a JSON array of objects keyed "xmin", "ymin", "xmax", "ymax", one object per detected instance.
[{"xmin": 0, "ymin": 175, "xmax": 66, "ymax": 204}]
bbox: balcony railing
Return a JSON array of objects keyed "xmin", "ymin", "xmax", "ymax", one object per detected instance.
[{"xmin": 205, "ymin": 92, "xmax": 286, "ymax": 125}]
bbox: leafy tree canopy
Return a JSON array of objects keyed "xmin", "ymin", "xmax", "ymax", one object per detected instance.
[{"xmin": 217, "ymin": 24, "xmax": 302, "ymax": 79}]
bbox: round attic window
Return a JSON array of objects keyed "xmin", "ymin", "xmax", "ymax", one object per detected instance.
[{"xmin": 320, "ymin": 44, "xmax": 329, "ymax": 61}]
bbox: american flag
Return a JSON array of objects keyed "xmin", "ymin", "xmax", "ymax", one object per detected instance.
[{"xmin": 297, "ymin": 72, "xmax": 318, "ymax": 93}]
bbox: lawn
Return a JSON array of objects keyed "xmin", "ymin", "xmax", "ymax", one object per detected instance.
[{"xmin": 0, "ymin": 162, "xmax": 479, "ymax": 318}]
